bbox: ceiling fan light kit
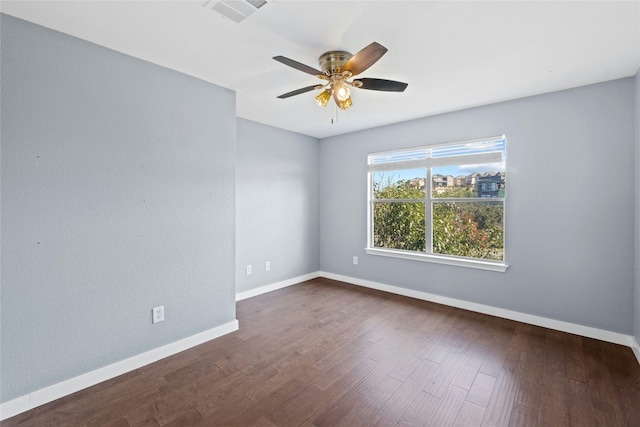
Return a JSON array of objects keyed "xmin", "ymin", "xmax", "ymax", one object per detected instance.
[{"xmin": 274, "ymin": 42, "xmax": 408, "ymax": 112}]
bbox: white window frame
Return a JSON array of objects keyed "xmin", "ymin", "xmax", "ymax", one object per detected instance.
[{"xmin": 365, "ymin": 135, "xmax": 508, "ymax": 272}]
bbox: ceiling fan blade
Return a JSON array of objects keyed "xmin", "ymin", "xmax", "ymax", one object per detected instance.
[
  {"xmin": 357, "ymin": 78, "xmax": 408, "ymax": 92},
  {"xmin": 277, "ymin": 85, "xmax": 320, "ymax": 99},
  {"xmin": 273, "ymin": 56, "xmax": 323, "ymax": 76},
  {"xmin": 342, "ymin": 42, "xmax": 388, "ymax": 76}
]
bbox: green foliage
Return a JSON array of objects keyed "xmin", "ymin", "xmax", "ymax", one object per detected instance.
[
  {"xmin": 372, "ymin": 177, "xmax": 504, "ymax": 260},
  {"xmin": 373, "ymin": 178, "xmax": 425, "ymax": 252},
  {"xmin": 373, "ymin": 177, "xmax": 423, "ymax": 200},
  {"xmin": 374, "ymin": 202, "xmax": 426, "ymax": 251},
  {"xmin": 433, "ymin": 186, "xmax": 477, "ymax": 198},
  {"xmin": 432, "ymin": 202, "xmax": 504, "ymax": 260}
]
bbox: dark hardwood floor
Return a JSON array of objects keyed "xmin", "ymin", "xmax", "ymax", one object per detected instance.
[{"xmin": 4, "ymin": 277, "xmax": 640, "ymax": 426}]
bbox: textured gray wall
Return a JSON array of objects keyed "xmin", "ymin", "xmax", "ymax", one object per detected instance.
[
  {"xmin": 635, "ymin": 69, "xmax": 640, "ymax": 345},
  {"xmin": 1, "ymin": 15, "xmax": 236, "ymax": 402},
  {"xmin": 236, "ymin": 119, "xmax": 319, "ymax": 293},
  {"xmin": 320, "ymin": 78, "xmax": 635, "ymax": 335}
]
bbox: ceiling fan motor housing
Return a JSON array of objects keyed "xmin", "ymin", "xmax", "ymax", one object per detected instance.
[{"xmin": 319, "ymin": 51, "xmax": 352, "ymax": 75}]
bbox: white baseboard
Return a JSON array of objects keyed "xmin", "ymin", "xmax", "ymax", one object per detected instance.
[
  {"xmin": 235, "ymin": 272, "xmax": 320, "ymax": 301},
  {"xmin": 632, "ymin": 337, "xmax": 640, "ymax": 366},
  {"xmin": 318, "ymin": 271, "xmax": 637, "ymax": 350},
  {"xmin": 0, "ymin": 320, "xmax": 239, "ymax": 421}
]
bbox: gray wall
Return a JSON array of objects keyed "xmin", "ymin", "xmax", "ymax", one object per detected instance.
[
  {"xmin": 1, "ymin": 15, "xmax": 236, "ymax": 402},
  {"xmin": 320, "ymin": 78, "xmax": 636, "ymax": 335},
  {"xmin": 635, "ymin": 69, "xmax": 640, "ymax": 345},
  {"xmin": 236, "ymin": 119, "xmax": 319, "ymax": 293}
]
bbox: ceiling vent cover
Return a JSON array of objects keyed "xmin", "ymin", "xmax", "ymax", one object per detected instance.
[{"xmin": 203, "ymin": 0, "xmax": 267, "ymax": 23}]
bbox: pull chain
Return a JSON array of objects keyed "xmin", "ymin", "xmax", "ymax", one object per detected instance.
[{"xmin": 330, "ymin": 100, "xmax": 338, "ymax": 124}]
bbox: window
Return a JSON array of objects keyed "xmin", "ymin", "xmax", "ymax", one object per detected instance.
[{"xmin": 366, "ymin": 136, "xmax": 507, "ymax": 272}]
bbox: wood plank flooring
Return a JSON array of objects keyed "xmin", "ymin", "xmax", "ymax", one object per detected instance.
[{"xmin": 4, "ymin": 277, "xmax": 640, "ymax": 426}]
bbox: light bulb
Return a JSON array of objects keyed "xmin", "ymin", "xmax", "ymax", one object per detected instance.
[
  {"xmin": 315, "ymin": 90, "xmax": 331, "ymax": 107},
  {"xmin": 334, "ymin": 83, "xmax": 351, "ymax": 102}
]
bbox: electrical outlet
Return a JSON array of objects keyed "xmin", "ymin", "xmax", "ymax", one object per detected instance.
[
  {"xmin": 353, "ymin": 256, "xmax": 358, "ymax": 265},
  {"xmin": 246, "ymin": 264, "xmax": 252, "ymax": 275},
  {"xmin": 152, "ymin": 306, "xmax": 164, "ymax": 324},
  {"xmin": 265, "ymin": 261, "xmax": 271, "ymax": 271}
]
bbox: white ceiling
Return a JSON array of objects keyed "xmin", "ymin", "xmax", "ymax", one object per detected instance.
[{"xmin": 2, "ymin": 0, "xmax": 639, "ymax": 139}]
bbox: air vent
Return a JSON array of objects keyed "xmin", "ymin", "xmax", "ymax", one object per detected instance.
[{"xmin": 203, "ymin": 0, "xmax": 267, "ymax": 23}]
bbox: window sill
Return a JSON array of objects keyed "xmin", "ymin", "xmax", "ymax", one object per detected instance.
[{"xmin": 364, "ymin": 248, "xmax": 509, "ymax": 272}]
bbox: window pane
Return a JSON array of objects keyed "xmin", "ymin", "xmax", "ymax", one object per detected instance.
[
  {"xmin": 432, "ymin": 165, "xmax": 505, "ymax": 198},
  {"xmin": 432, "ymin": 202, "xmax": 504, "ymax": 261},
  {"xmin": 373, "ymin": 202, "xmax": 426, "ymax": 252},
  {"xmin": 373, "ymin": 169, "xmax": 426, "ymax": 199}
]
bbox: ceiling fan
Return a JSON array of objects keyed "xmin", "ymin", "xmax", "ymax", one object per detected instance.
[{"xmin": 273, "ymin": 42, "xmax": 408, "ymax": 111}]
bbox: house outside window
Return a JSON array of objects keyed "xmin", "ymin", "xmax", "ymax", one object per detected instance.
[{"xmin": 366, "ymin": 136, "xmax": 508, "ymax": 272}]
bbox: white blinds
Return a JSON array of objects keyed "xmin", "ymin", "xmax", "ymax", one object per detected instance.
[{"xmin": 368, "ymin": 135, "xmax": 505, "ymax": 172}]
